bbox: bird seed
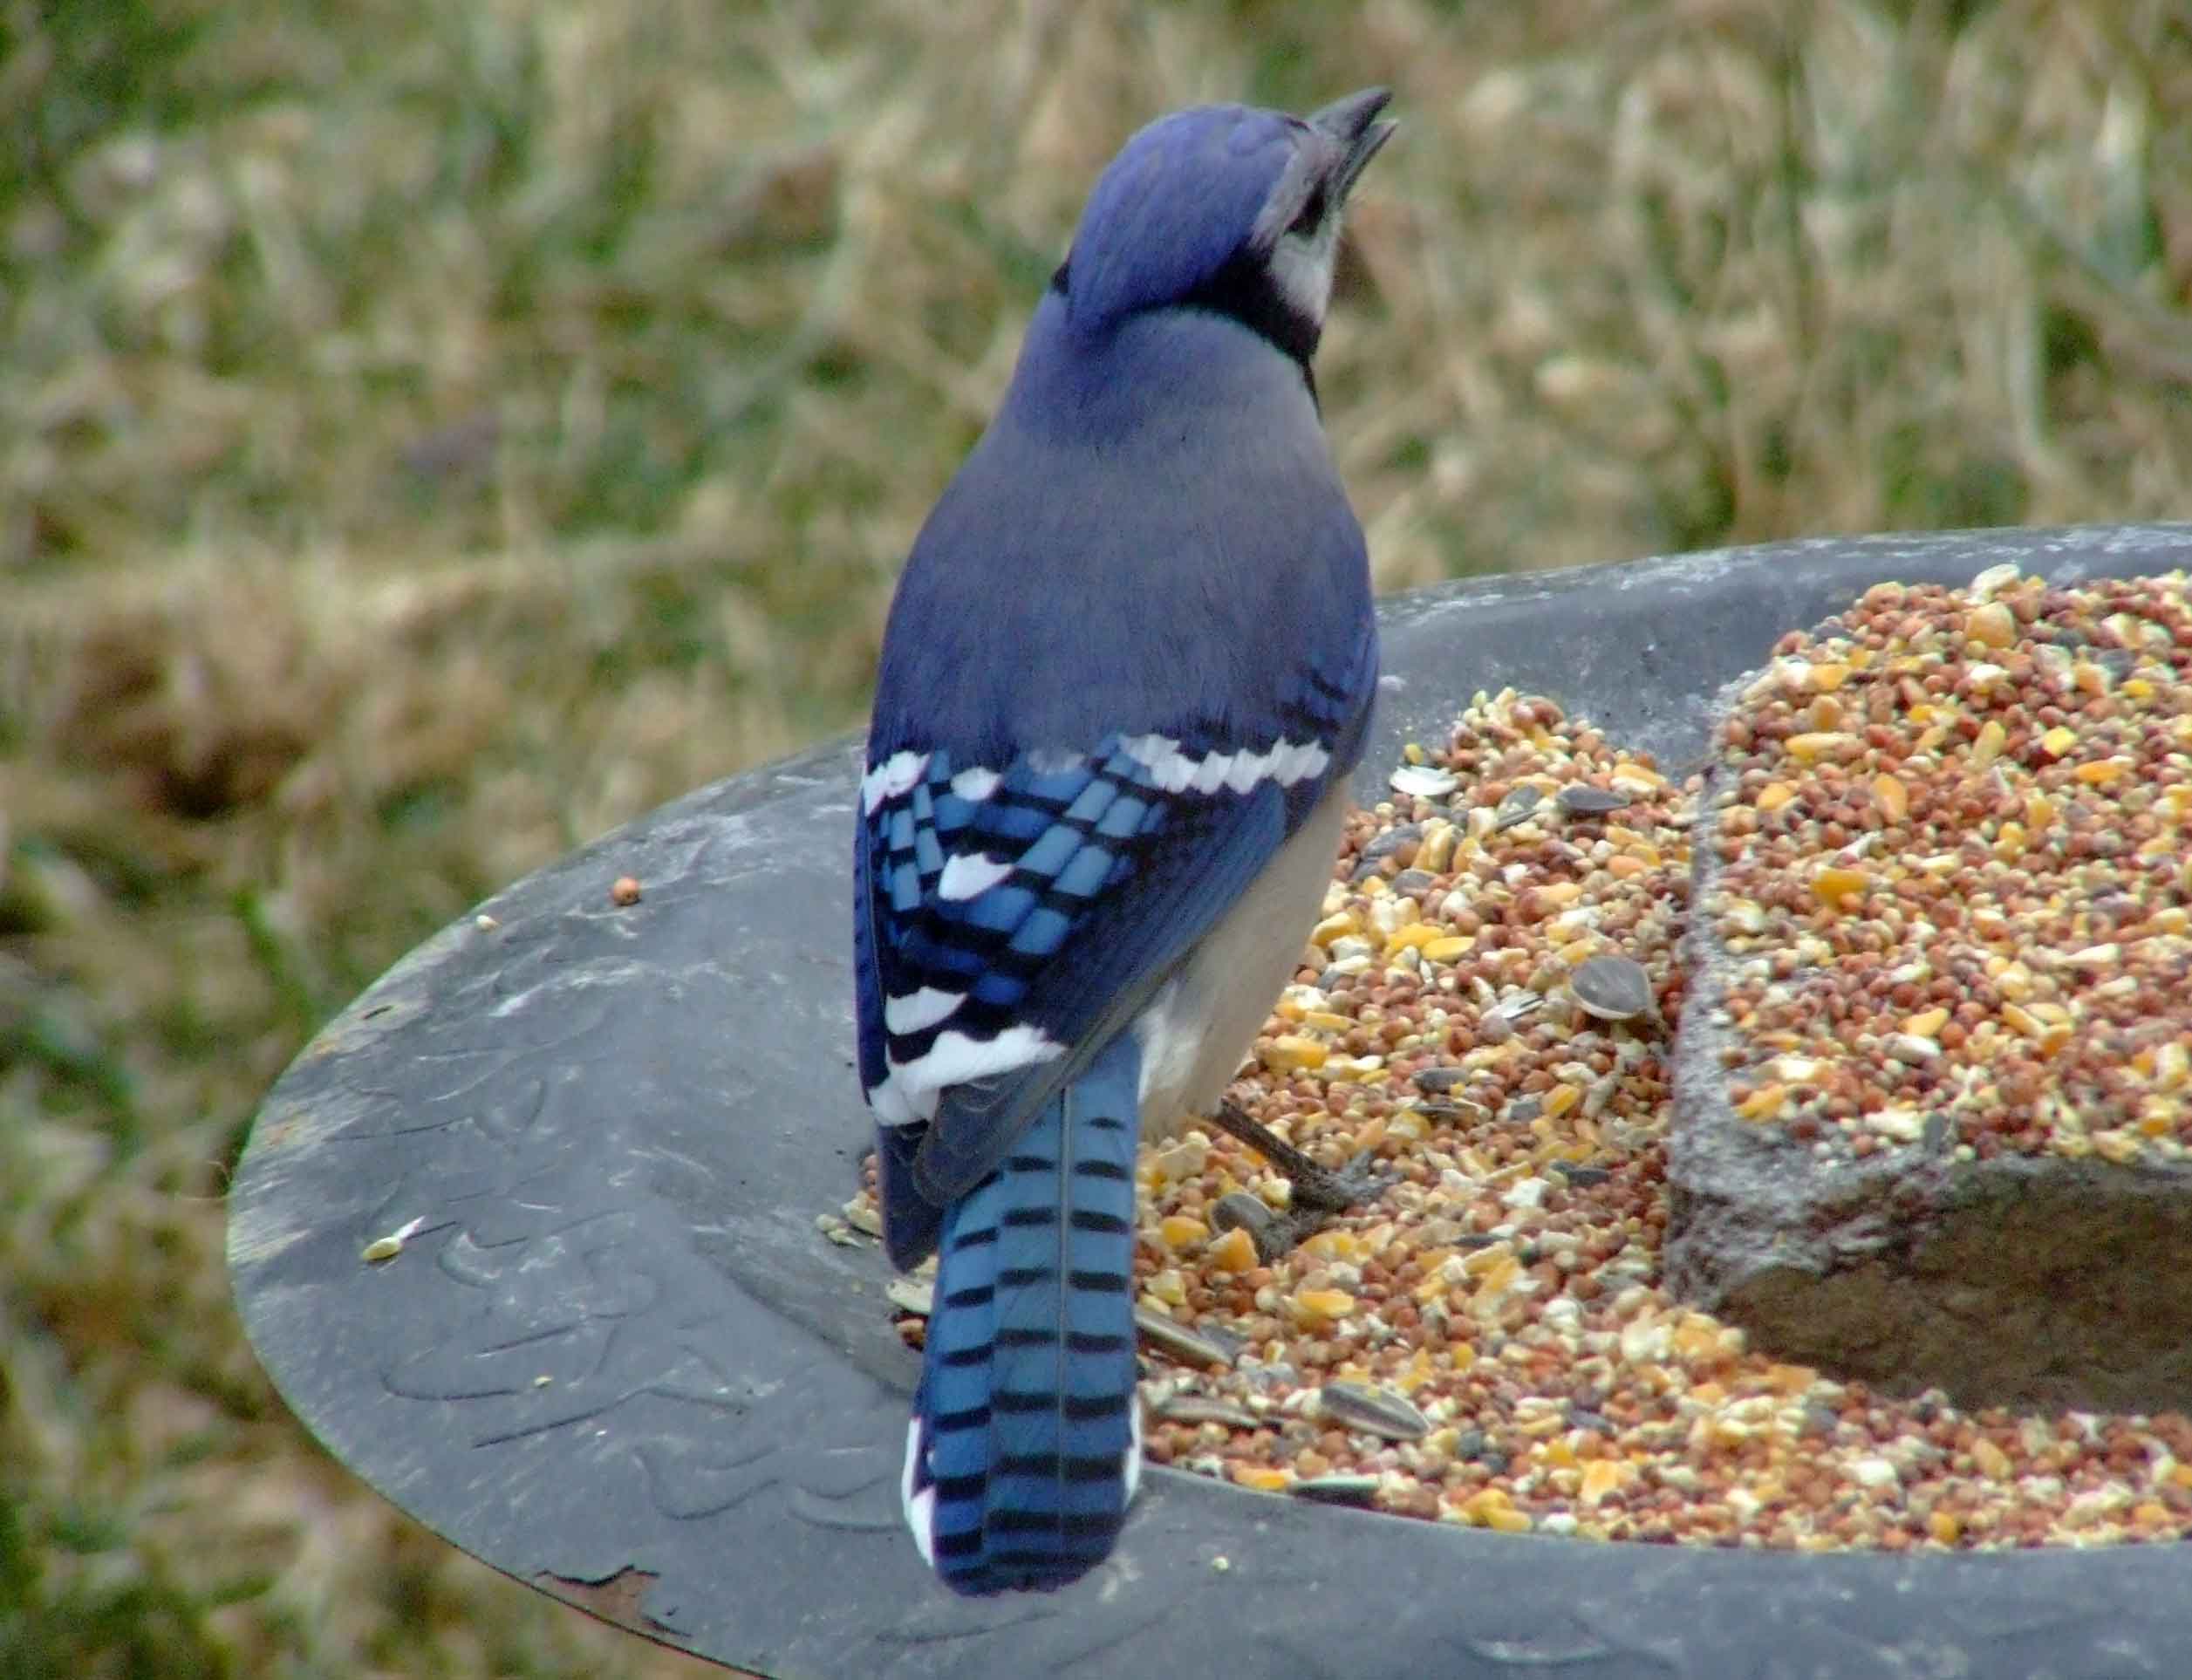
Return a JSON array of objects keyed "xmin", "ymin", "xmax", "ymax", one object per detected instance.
[{"xmin": 1130, "ymin": 567, "xmax": 2192, "ymax": 1552}]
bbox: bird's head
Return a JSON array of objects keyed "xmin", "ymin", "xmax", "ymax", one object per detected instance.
[{"xmin": 1053, "ymin": 88, "xmax": 1395, "ymax": 368}]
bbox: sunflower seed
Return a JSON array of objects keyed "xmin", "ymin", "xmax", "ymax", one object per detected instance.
[
  {"xmin": 1557, "ymin": 783, "xmax": 1633, "ymax": 815},
  {"xmin": 1362, "ymin": 823, "xmax": 1424, "ymax": 863},
  {"xmin": 1136, "ymin": 1308, "xmax": 1242, "ymax": 1368},
  {"xmin": 1570, "ymin": 953, "xmax": 1654, "ymax": 1021},
  {"xmin": 1155, "ymin": 1395, "xmax": 1260, "ymax": 1429},
  {"xmin": 1494, "ymin": 784, "xmax": 1545, "ymax": 830},
  {"xmin": 1390, "ymin": 764, "xmax": 1458, "ymax": 799},
  {"xmin": 1494, "ymin": 989, "xmax": 1545, "ymax": 1022},
  {"xmin": 1316, "ymin": 1381, "xmax": 1431, "ymax": 1441}
]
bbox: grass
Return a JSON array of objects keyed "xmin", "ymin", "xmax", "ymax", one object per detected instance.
[{"xmin": 3, "ymin": 0, "xmax": 2189, "ymax": 1672}]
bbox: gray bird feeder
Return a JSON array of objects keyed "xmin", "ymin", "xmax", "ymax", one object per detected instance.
[{"xmin": 229, "ymin": 523, "xmax": 2192, "ymax": 1678}]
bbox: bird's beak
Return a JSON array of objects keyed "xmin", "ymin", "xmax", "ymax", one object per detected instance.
[{"xmin": 1308, "ymin": 86, "xmax": 1396, "ymax": 199}]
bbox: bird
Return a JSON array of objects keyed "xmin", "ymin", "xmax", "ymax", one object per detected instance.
[{"xmin": 852, "ymin": 87, "xmax": 1395, "ymax": 1597}]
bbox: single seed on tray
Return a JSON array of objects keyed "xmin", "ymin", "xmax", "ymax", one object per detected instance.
[
  {"xmin": 1557, "ymin": 783, "xmax": 1633, "ymax": 815},
  {"xmin": 1569, "ymin": 954, "xmax": 1654, "ymax": 1021}
]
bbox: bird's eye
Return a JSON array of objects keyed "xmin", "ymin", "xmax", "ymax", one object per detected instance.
[{"xmin": 1287, "ymin": 184, "xmax": 1328, "ymax": 238}]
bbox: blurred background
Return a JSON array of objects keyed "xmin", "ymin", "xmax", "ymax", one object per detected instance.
[{"xmin": 3, "ymin": 0, "xmax": 2189, "ymax": 1672}]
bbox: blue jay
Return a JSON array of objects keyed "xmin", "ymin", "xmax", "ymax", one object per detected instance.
[{"xmin": 853, "ymin": 89, "xmax": 1394, "ymax": 1596}]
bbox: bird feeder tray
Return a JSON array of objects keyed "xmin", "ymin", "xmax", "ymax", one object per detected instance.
[{"xmin": 229, "ymin": 523, "xmax": 2192, "ymax": 1677}]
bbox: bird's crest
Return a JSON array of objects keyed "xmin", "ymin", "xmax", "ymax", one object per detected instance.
[{"xmin": 1056, "ymin": 91, "xmax": 1393, "ymax": 345}]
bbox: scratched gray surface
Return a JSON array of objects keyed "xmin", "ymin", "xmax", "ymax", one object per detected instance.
[{"xmin": 230, "ymin": 524, "xmax": 2192, "ymax": 1679}]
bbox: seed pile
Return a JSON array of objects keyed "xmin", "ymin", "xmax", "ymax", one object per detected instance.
[
  {"xmin": 1701, "ymin": 565, "xmax": 2192, "ymax": 1163},
  {"xmin": 1136, "ymin": 691, "xmax": 1718, "ymax": 1536},
  {"xmin": 849, "ymin": 569, "xmax": 2192, "ymax": 1551},
  {"xmin": 1130, "ymin": 669, "xmax": 2192, "ymax": 1548}
]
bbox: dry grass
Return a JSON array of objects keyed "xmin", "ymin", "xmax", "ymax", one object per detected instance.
[{"xmin": 3, "ymin": 0, "xmax": 2188, "ymax": 1671}]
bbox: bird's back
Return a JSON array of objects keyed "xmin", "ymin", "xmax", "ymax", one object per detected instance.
[{"xmin": 870, "ymin": 301, "xmax": 1371, "ymax": 769}]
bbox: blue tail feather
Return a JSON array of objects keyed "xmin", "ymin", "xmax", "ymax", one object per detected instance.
[{"xmin": 902, "ymin": 1033, "xmax": 1143, "ymax": 1595}]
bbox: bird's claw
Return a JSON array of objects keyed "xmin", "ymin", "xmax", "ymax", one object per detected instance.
[
  {"xmin": 1204, "ymin": 1100, "xmax": 1391, "ymax": 1260},
  {"xmin": 1288, "ymin": 1146, "xmax": 1390, "ymax": 1213}
]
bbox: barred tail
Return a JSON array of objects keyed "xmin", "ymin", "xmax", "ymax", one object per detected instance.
[{"xmin": 901, "ymin": 1034, "xmax": 1143, "ymax": 1595}]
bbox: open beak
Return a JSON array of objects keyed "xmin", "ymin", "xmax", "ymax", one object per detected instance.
[{"xmin": 1308, "ymin": 86, "xmax": 1396, "ymax": 199}]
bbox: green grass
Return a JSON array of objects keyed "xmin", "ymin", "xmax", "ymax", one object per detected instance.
[{"xmin": 3, "ymin": 0, "xmax": 2190, "ymax": 1672}]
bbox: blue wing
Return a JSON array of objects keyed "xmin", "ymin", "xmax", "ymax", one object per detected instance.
[{"xmin": 854, "ymin": 624, "xmax": 1374, "ymax": 1267}]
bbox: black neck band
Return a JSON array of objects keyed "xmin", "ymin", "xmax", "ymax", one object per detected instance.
[{"xmin": 1049, "ymin": 253, "xmax": 1321, "ymax": 400}]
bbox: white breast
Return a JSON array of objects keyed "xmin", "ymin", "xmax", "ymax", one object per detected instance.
[{"xmin": 1132, "ymin": 786, "xmax": 1348, "ymax": 1138}]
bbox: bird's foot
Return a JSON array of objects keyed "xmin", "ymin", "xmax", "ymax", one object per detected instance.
[{"xmin": 1203, "ymin": 1098, "xmax": 1391, "ymax": 1261}]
